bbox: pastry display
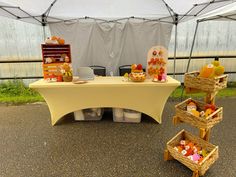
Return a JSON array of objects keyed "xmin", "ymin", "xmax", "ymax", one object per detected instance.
[
  {"xmin": 146, "ymin": 46, "xmax": 168, "ymax": 82},
  {"xmin": 129, "ymin": 64, "xmax": 146, "ymax": 82}
]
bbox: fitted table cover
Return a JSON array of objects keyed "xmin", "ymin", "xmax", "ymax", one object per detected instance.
[{"xmin": 29, "ymin": 76, "xmax": 180, "ymax": 125}]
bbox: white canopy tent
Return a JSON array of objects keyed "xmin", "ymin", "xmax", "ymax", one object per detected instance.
[
  {"xmin": 0, "ymin": 0, "xmax": 235, "ymax": 75},
  {"xmin": 0, "ymin": 0, "xmax": 235, "ymax": 25},
  {"xmin": 186, "ymin": 1, "xmax": 236, "ymax": 73}
]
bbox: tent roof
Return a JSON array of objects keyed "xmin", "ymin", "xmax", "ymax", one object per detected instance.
[
  {"xmin": 0, "ymin": 0, "xmax": 235, "ymax": 25},
  {"xmin": 198, "ymin": 1, "xmax": 236, "ymax": 21}
]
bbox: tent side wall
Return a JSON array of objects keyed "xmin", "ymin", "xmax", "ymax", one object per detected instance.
[{"xmin": 49, "ymin": 20, "xmax": 173, "ymax": 75}]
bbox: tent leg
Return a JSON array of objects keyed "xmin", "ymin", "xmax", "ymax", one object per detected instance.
[
  {"xmin": 186, "ymin": 21, "xmax": 200, "ymax": 73},
  {"xmin": 43, "ymin": 25, "xmax": 46, "ymax": 40},
  {"xmin": 180, "ymin": 20, "xmax": 200, "ymax": 100},
  {"xmin": 173, "ymin": 23, "xmax": 178, "ymax": 78}
]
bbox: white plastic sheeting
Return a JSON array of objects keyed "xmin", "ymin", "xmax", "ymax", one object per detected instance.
[
  {"xmin": 198, "ymin": 2, "xmax": 236, "ymax": 21},
  {"xmin": 49, "ymin": 20, "xmax": 173, "ymax": 75},
  {"xmin": 1, "ymin": 16, "xmax": 236, "ymax": 83},
  {"xmin": 168, "ymin": 19, "xmax": 236, "ymax": 82},
  {"xmin": 0, "ymin": 16, "xmax": 50, "ymax": 84}
]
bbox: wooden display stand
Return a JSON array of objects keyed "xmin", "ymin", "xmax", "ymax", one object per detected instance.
[
  {"xmin": 174, "ymin": 72, "xmax": 228, "ymax": 141},
  {"xmin": 165, "ymin": 71, "xmax": 227, "ymax": 176},
  {"xmin": 41, "ymin": 44, "xmax": 72, "ymax": 79}
]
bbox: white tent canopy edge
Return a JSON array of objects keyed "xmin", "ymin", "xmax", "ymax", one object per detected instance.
[{"xmin": 0, "ymin": 0, "xmax": 235, "ymax": 25}]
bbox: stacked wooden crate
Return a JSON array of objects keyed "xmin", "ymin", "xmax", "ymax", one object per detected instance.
[
  {"xmin": 164, "ymin": 72, "xmax": 228, "ymax": 177},
  {"xmin": 41, "ymin": 44, "xmax": 71, "ymax": 79}
]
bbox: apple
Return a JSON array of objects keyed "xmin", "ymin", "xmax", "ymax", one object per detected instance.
[{"xmin": 137, "ymin": 64, "xmax": 142, "ymax": 70}]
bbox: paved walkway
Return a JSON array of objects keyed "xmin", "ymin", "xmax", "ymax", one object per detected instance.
[{"xmin": 0, "ymin": 98, "xmax": 235, "ymax": 177}]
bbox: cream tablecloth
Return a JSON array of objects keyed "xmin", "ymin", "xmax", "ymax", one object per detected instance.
[{"xmin": 29, "ymin": 76, "xmax": 180, "ymax": 125}]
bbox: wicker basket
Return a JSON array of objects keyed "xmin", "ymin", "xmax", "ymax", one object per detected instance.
[
  {"xmin": 129, "ymin": 72, "xmax": 146, "ymax": 82},
  {"xmin": 184, "ymin": 71, "xmax": 228, "ymax": 93},
  {"xmin": 175, "ymin": 98, "xmax": 223, "ymax": 129},
  {"xmin": 167, "ymin": 130, "xmax": 219, "ymax": 176},
  {"xmin": 63, "ymin": 75, "xmax": 73, "ymax": 82}
]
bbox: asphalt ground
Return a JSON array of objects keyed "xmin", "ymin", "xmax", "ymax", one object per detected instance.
[{"xmin": 0, "ymin": 98, "xmax": 235, "ymax": 177}]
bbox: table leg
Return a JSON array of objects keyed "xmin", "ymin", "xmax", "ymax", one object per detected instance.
[{"xmin": 164, "ymin": 149, "xmax": 173, "ymax": 161}]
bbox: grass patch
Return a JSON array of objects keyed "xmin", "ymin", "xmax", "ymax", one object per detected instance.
[
  {"xmin": 171, "ymin": 86, "xmax": 236, "ymax": 98},
  {"xmin": 0, "ymin": 80, "xmax": 235, "ymax": 105},
  {"xmin": 0, "ymin": 80, "xmax": 44, "ymax": 104}
]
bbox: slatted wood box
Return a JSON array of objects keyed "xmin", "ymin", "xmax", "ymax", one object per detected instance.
[
  {"xmin": 174, "ymin": 98, "xmax": 223, "ymax": 129},
  {"xmin": 41, "ymin": 44, "xmax": 71, "ymax": 78},
  {"xmin": 167, "ymin": 130, "xmax": 218, "ymax": 177},
  {"xmin": 184, "ymin": 71, "xmax": 228, "ymax": 93}
]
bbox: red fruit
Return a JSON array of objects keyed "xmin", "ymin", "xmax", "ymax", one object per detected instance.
[
  {"xmin": 137, "ymin": 64, "xmax": 142, "ymax": 70},
  {"xmin": 152, "ymin": 58, "xmax": 157, "ymax": 65},
  {"xmin": 160, "ymin": 67, "xmax": 165, "ymax": 74},
  {"xmin": 151, "ymin": 58, "xmax": 154, "ymax": 63},
  {"xmin": 158, "ymin": 74, "xmax": 162, "ymax": 81},
  {"xmin": 57, "ymin": 75, "xmax": 63, "ymax": 82}
]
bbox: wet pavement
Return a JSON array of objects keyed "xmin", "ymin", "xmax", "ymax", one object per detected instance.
[{"xmin": 0, "ymin": 98, "xmax": 235, "ymax": 177}]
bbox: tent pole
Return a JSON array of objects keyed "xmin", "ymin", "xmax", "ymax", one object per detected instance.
[
  {"xmin": 173, "ymin": 14, "xmax": 178, "ymax": 78},
  {"xmin": 180, "ymin": 20, "xmax": 200, "ymax": 100},
  {"xmin": 186, "ymin": 20, "xmax": 200, "ymax": 73},
  {"xmin": 42, "ymin": 14, "xmax": 47, "ymax": 40},
  {"xmin": 43, "ymin": 25, "xmax": 46, "ymax": 40}
]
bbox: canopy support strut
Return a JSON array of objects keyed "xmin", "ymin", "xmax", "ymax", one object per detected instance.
[
  {"xmin": 180, "ymin": 20, "xmax": 200, "ymax": 100},
  {"xmin": 186, "ymin": 20, "xmax": 200, "ymax": 73},
  {"xmin": 173, "ymin": 14, "xmax": 178, "ymax": 78},
  {"xmin": 44, "ymin": 0, "xmax": 58, "ymax": 19}
]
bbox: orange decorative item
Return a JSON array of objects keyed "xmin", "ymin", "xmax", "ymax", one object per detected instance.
[
  {"xmin": 199, "ymin": 64, "xmax": 215, "ymax": 78},
  {"xmin": 61, "ymin": 63, "xmax": 73, "ymax": 82},
  {"xmin": 57, "ymin": 38, "xmax": 65, "ymax": 45},
  {"xmin": 51, "ymin": 36, "xmax": 58, "ymax": 40}
]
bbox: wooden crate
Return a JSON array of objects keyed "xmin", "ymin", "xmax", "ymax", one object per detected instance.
[
  {"xmin": 174, "ymin": 98, "xmax": 223, "ymax": 129},
  {"xmin": 184, "ymin": 71, "xmax": 228, "ymax": 93},
  {"xmin": 166, "ymin": 130, "xmax": 218, "ymax": 177},
  {"xmin": 42, "ymin": 63, "xmax": 62, "ymax": 79},
  {"xmin": 41, "ymin": 44, "xmax": 71, "ymax": 63},
  {"xmin": 41, "ymin": 44, "xmax": 72, "ymax": 79}
]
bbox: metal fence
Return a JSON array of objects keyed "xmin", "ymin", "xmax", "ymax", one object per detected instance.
[{"xmin": 0, "ymin": 55, "xmax": 235, "ymax": 80}]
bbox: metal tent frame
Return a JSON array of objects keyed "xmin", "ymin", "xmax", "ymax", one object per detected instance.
[
  {"xmin": 0, "ymin": 0, "xmax": 235, "ymax": 78},
  {"xmin": 186, "ymin": 13, "xmax": 236, "ymax": 74}
]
